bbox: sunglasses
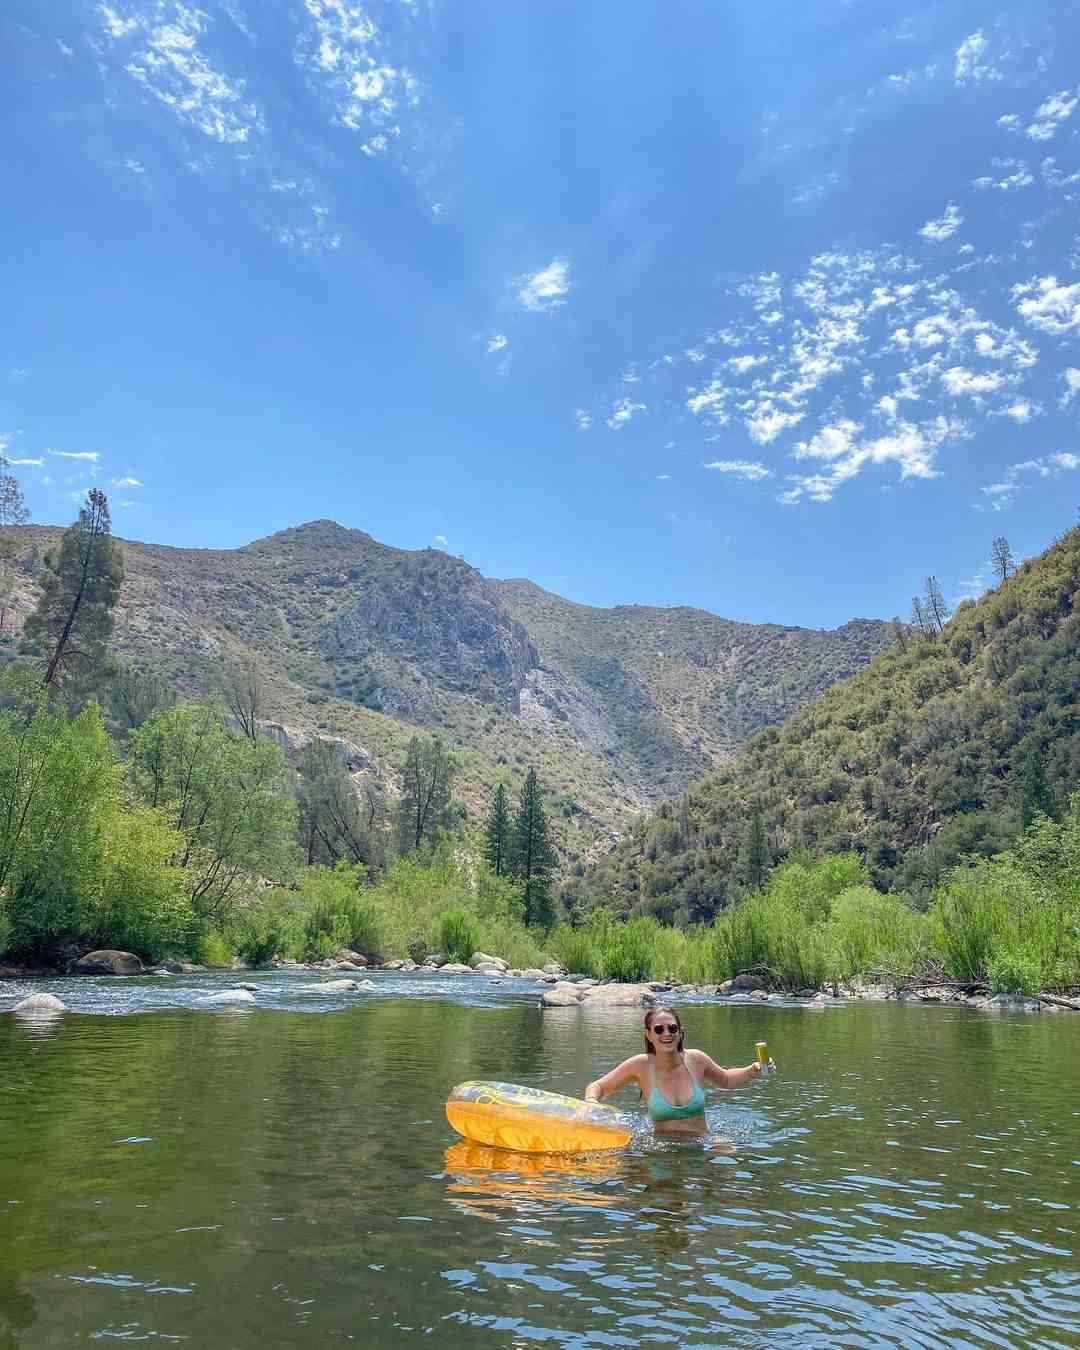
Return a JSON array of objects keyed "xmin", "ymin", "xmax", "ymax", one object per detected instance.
[{"xmin": 651, "ymin": 1023, "xmax": 680, "ymax": 1035}]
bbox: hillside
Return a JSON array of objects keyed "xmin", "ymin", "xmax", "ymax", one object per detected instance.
[
  {"xmin": 567, "ymin": 526, "xmax": 1080, "ymax": 922},
  {"xmin": 2, "ymin": 518, "xmax": 889, "ymax": 858}
]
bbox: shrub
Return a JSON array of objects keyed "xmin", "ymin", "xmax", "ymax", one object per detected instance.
[{"xmin": 440, "ymin": 908, "xmax": 479, "ymax": 963}]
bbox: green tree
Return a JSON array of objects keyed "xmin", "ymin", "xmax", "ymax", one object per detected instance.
[
  {"xmin": 742, "ymin": 799, "xmax": 771, "ymax": 892},
  {"xmin": 1014, "ymin": 743, "xmax": 1052, "ymax": 828},
  {"xmin": 208, "ymin": 655, "xmax": 262, "ymax": 744},
  {"xmin": 395, "ymin": 735, "xmax": 455, "ymax": 854},
  {"xmin": 483, "ymin": 782, "xmax": 512, "ymax": 876},
  {"xmin": 105, "ymin": 664, "xmax": 177, "ymax": 738},
  {"xmin": 297, "ymin": 736, "xmax": 386, "ymax": 869},
  {"xmin": 0, "ymin": 454, "xmax": 29, "ymax": 528},
  {"xmin": 511, "ymin": 767, "xmax": 556, "ymax": 928},
  {"xmin": 23, "ymin": 489, "xmax": 124, "ymax": 695},
  {"xmin": 128, "ymin": 700, "xmax": 297, "ymax": 923}
]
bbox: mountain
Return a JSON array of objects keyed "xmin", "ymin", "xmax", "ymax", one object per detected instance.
[
  {"xmin": 3, "ymin": 518, "xmax": 890, "ymax": 858},
  {"xmin": 567, "ymin": 526, "xmax": 1080, "ymax": 921}
]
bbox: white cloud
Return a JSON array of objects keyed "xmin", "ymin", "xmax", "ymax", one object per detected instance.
[
  {"xmin": 703, "ymin": 460, "xmax": 773, "ymax": 481},
  {"xmin": 728, "ymin": 354, "xmax": 768, "ymax": 374},
  {"xmin": 954, "ymin": 31, "xmax": 1001, "ymax": 84},
  {"xmin": 486, "ymin": 334, "xmax": 509, "ymax": 354},
  {"xmin": 747, "ymin": 407, "xmax": 804, "ymax": 444},
  {"xmin": 101, "ymin": 3, "xmax": 263, "ymax": 145},
  {"xmin": 606, "ymin": 398, "xmax": 646, "ymax": 430},
  {"xmin": 1060, "ymin": 369, "xmax": 1080, "ymax": 406},
  {"xmin": 783, "ymin": 415, "xmax": 962, "ymax": 504},
  {"xmin": 40, "ymin": 476, "xmax": 53, "ymax": 486},
  {"xmin": 432, "ymin": 534, "xmax": 448, "ymax": 548},
  {"xmin": 112, "ymin": 475, "xmax": 143, "ymax": 487},
  {"xmin": 296, "ymin": 1, "xmax": 415, "ymax": 149},
  {"xmin": 996, "ymin": 399, "xmax": 1040, "ymax": 423},
  {"xmin": 686, "ymin": 380, "xmax": 730, "ymax": 422},
  {"xmin": 517, "ymin": 257, "xmax": 571, "ymax": 313},
  {"xmin": 51, "ymin": 450, "xmax": 101, "ymax": 462},
  {"xmin": 1027, "ymin": 89, "xmax": 1078, "ymax": 142},
  {"xmin": 574, "ymin": 408, "xmax": 592, "ymax": 430},
  {"xmin": 941, "ymin": 366, "xmax": 1009, "ymax": 397},
  {"xmin": 977, "ymin": 453, "xmax": 1078, "ymax": 510},
  {"xmin": 1012, "ymin": 276, "xmax": 1080, "ymax": 335},
  {"xmin": 8, "ymin": 457, "xmax": 44, "ymax": 467},
  {"xmin": 919, "ymin": 203, "xmax": 963, "ymax": 243},
  {"xmin": 656, "ymin": 474, "xmax": 671, "ymax": 480},
  {"xmin": 7, "ymin": 369, "xmax": 28, "ymax": 380}
]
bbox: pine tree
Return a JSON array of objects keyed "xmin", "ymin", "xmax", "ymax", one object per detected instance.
[
  {"xmin": 1015, "ymin": 744, "xmax": 1052, "ymax": 828},
  {"xmin": 990, "ymin": 536, "xmax": 1015, "ymax": 584},
  {"xmin": 511, "ymin": 768, "xmax": 556, "ymax": 927},
  {"xmin": 483, "ymin": 782, "xmax": 511, "ymax": 876},
  {"xmin": 743, "ymin": 800, "xmax": 771, "ymax": 892},
  {"xmin": 24, "ymin": 489, "xmax": 124, "ymax": 693},
  {"xmin": 395, "ymin": 735, "xmax": 455, "ymax": 854},
  {"xmin": 910, "ymin": 596, "xmax": 932, "ymax": 637}
]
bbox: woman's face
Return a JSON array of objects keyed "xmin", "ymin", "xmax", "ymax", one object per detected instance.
[{"xmin": 646, "ymin": 1013, "xmax": 681, "ymax": 1052}]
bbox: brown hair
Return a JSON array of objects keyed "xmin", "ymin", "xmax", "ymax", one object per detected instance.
[{"xmin": 644, "ymin": 1006, "xmax": 684, "ymax": 1054}]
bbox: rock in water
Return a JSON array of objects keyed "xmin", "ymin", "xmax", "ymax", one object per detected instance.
[
  {"xmin": 74, "ymin": 950, "xmax": 145, "ymax": 976},
  {"xmin": 296, "ymin": 979, "xmax": 361, "ymax": 994},
  {"xmin": 201, "ymin": 989, "xmax": 256, "ymax": 1005},
  {"xmin": 581, "ymin": 983, "xmax": 657, "ymax": 1007},
  {"xmin": 12, "ymin": 993, "xmax": 67, "ymax": 1013}
]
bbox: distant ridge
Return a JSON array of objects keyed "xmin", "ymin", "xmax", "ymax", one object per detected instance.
[
  {"xmin": 4, "ymin": 517, "xmax": 891, "ymax": 863},
  {"xmin": 568, "ymin": 526, "xmax": 1080, "ymax": 920}
]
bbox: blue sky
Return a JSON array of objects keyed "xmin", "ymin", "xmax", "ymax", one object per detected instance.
[{"xmin": 3, "ymin": 2, "xmax": 1079, "ymax": 627}]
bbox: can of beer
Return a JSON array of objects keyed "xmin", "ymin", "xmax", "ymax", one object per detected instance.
[{"xmin": 755, "ymin": 1041, "xmax": 771, "ymax": 1074}]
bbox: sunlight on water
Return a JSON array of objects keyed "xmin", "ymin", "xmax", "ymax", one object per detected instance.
[{"xmin": 1, "ymin": 977, "xmax": 1078, "ymax": 1347}]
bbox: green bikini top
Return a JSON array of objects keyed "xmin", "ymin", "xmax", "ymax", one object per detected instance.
[{"xmin": 647, "ymin": 1054, "xmax": 706, "ymax": 1122}]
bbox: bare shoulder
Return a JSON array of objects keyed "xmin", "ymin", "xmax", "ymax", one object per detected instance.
[{"xmin": 685, "ymin": 1047, "xmax": 720, "ymax": 1070}]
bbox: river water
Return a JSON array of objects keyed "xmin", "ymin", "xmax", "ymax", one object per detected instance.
[{"xmin": 1, "ymin": 971, "xmax": 1077, "ymax": 1347}]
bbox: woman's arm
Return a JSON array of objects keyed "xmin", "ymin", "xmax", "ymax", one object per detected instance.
[
  {"xmin": 690, "ymin": 1049, "xmax": 775, "ymax": 1088},
  {"xmin": 584, "ymin": 1054, "xmax": 647, "ymax": 1103}
]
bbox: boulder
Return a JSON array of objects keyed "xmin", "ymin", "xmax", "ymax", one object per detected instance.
[
  {"xmin": 73, "ymin": 950, "xmax": 145, "ymax": 976},
  {"xmin": 178, "ymin": 962, "xmax": 208, "ymax": 975},
  {"xmin": 381, "ymin": 959, "xmax": 405, "ymax": 970},
  {"xmin": 298, "ymin": 979, "xmax": 361, "ymax": 994},
  {"xmin": 519, "ymin": 968, "xmax": 548, "ymax": 980},
  {"xmin": 542, "ymin": 961, "xmax": 567, "ymax": 977},
  {"xmin": 582, "ymin": 983, "xmax": 657, "ymax": 1007},
  {"xmin": 201, "ymin": 990, "xmax": 256, "ymax": 1005},
  {"xmin": 719, "ymin": 972, "xmax": 768, "ymax": 994},
  {"xmin": 978, "ymin": 992, "xmax": 1042, "ymax": 1013},
  {"xmin": 423, "ymin": 954, "xmax": 446, "ymax": 968},
  {"xmin": 233, "ymin": 983, "xmax": 259, "ymax": 993},
  {"xmin": 438, "ymin": 963, "xmax": 473, "ymax": 975},
  {"xmin": 470, "ymin": 952, "xmax": 509, "ymax": 972},
  {"xmin": 541, "ymin": 988, "xmax": 584, "ymax": 1007},
  {"xmin": 12, "ymin": 993, "xmax": 66, "ymax": 1013},
  {"xmin": 334, "ymin": 949, "xmax": 368, "ymax": 966},
  {"xmin": 575, "ymin": 978, "xmax": 599, "ymax": 988},
  {"xmin": 474, "ymin": 963, "xmax": 505, "ymax": 976}
]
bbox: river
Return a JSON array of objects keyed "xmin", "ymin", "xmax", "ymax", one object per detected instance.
[{"xmin": 1, "ymin": 971, "xmax": 1077, "ymax": 1347}]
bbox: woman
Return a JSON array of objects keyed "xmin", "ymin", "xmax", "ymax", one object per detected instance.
[{"xmin": 583, "ymin": 1006, "xmax": 776, "ymax": 1136}]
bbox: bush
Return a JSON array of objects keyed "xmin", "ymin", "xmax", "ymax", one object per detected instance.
[
  {"xmin": 440, "ymin": 908, "xmax": 478, "ymax": 963},
  {"xmin": 294, "ymin": 862, "xmax": 384, "ymax": 961},
  {"xmin": 195, "ymin": 929, "xmax": 235, "ymax": 967}
]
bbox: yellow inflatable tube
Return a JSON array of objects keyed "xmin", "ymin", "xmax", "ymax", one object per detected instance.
[{"xmin": 446, "ymin": 1080, "xmax": 632, "ymax": 1153}]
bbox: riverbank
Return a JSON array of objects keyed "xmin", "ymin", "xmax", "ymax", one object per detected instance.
[{"xmin": 3, "ymin": 950, "xmax": 1075, "ymax": 1015}]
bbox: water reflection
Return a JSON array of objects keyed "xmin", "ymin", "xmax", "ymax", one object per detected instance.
[{"xmin": 442, "ymin": 1141, "xmax": 622, "ymax": 1219}]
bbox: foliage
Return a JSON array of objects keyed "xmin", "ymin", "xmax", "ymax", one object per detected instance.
[
  {"xmin": 929, "ymin": 795, "xmax": 1080, "ymax": 993},
  {"xmin": 288, "ymin": 862, "xmax": 384, "ymax": 961},
  {"xmin": 512, "ymin": 767, "xmax": 557, "ymax": 927},
  {"xmin": 297, "ymin": 736, "xmax": 387, "ymax": 869},
  {"xmin": 23, "ymin": 489, "xmax": 124, "ymax": 696},
  {"xmin": 396, "ymin": 735, "xmax": 456, "ymax": 855},
  {"xmin": 571, "ymin": 526, "xmax": 1080, "ymax": 921},
  {"xmin": 439, "ymin": 907, "xmax": 479, "ymax": 963},
  {"xmin": 483, "ymin": 782, "xmax": 511, "ymax": 876},
  {"xmin": 128, "ymin": 699, "xmax": 297, "ymax": 922}
]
